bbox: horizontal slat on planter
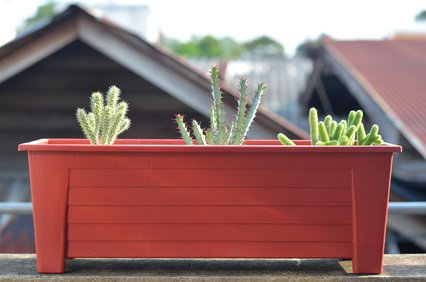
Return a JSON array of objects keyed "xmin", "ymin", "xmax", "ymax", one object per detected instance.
[
  {"xmin": 69, "ymin": 168, "xmax": 352, "ymax": 188},
  {"xmin": 67, "ymin": 206, "xmax": 351, "ymax": 224},
  {"xmin": 68, "ymin": 187, "xmax": 351, "ymax": 206},
  {"xmin": 67, "ymin": 241, "xmax": 352, "ymax": 258},
  {"xmin": 68, "ymin": 223, "xmax": 352, "ymax": 242}
]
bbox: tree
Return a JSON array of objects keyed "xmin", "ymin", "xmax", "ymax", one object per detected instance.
[
  {"xmin": 198, "ymin": 35, "xmax": 224, "ymax": 58},
  {"xmin": 221, "ymin": 37, "xmax": 244, "ymax": 59},
  {"xmin": 415, "ymin": 10, "xmax": 426, "ymax": 22},
  {"xmin": 159, "ymin": 35, "xmax": 234, "ymax": 59},
  {"xmin": 23, "ymin": 1, "xmax": 57, "ymax": 29},
  {"xmin": 159, "ymin": 34, "xmax": 284, "ymax": 59},
  {"xmin": 243, "ymin": 36, "xmax": 284, "ymax": 58},
  {"xmin": 296, "ymin": 34, "xmax": 327, "ymax": 57}
]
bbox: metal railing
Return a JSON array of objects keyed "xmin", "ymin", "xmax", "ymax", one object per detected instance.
[
  {"xmin": 0, "ymin": 202, "xmax": 32, "ymax": 215},
  {"xmin": 0, "ymin": 201, "xmax": 426, "ymax": 215},
  {"xmin": 388, "ymin": 202, "xmax": 426, "ymax": 215}
]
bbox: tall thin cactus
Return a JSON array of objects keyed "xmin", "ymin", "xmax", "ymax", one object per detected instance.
[
  {"xmin": 76, "ymin": 86, "xmax": 131, "ymax": 145},
  {"xmin": 175, "ymin": 66, "xmax": 265, "ymax": 145}
]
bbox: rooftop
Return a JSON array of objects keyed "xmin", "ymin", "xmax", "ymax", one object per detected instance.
[{"xmin": 322, "ymin": 39, "xmax": 426, "ymax": 158}]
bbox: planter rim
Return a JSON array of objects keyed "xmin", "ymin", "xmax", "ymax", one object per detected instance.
[{"xmin": 18, "ymin": 138, "xmax": 402, "ymax": 153}]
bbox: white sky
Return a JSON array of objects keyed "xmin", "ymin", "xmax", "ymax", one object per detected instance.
[{"xmin": 1, "ymin": 0, "xmax": 426, "ymax": 54}]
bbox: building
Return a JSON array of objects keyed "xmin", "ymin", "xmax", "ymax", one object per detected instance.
[
  {"xmin": 0, "ymin": 5, "xmax": 306, "ymax": 252},
  {"xmin": 301, "ymin": 37, "xmax": 426, "ymax": 252}
]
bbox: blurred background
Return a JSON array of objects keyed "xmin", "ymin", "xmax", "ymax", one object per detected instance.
[{"xmin": 0, "ymin": 0, "xmax": 425, "ymax": 255}]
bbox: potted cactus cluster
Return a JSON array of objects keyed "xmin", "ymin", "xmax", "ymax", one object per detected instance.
[{"xmin": 19, "ymin": 66, "xmax": 401, "ymax": 274}]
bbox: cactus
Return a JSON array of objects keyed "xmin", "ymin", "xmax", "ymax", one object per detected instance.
[
  {"xmin": 361, "ymin": 124, "xmax": 383, "ymax": 145},
  {"xmin": 192, "ymin": 120, "xmax": 207, "ymax": 145},
  {"xmin": 318, "ymin": 122, "xmax": 330, "ymax": 143},
  {"xmin": 309, "ymin": 107, "xmax": 319, "ymax": 145},
  {"xmin": 278, "ymin": 133, "xmax": 296, "ymax": 145},
  {"xmin": 357, "ymin": 123, "xmax": 366, "ymax": 144},
  {"xmin": 278, "ymin": 107, "xmax": 385, "ymax": 146},
  {"xmin": 176, "ymin": 114, "xmax": 193, "ymax": 145},
  {"xmin": 175, "ymin": 66, "xmax": 265, "ymax": 145},
  {"xmin": 76, "ymin": 86, "xmax": 130, "ymax": 145}
]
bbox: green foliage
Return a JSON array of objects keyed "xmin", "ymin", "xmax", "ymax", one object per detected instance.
[
  {"xmin": 243, "ymin": 35, "xmax": 284, "ymax": 58},
  {"xmin": 23, "ymin": 1, "xmax": 57, "ymax": 30},
  {"xmin": 198, "ymin": 35, "xmax": 224, "ymax": 58},
  {"xmin": 415, "ymin": 10, "xmax": 426, "ymax": 22},
  {"xmin": 159, "ymin": 34, "xmax": 283, "ymax": 59},
  {"xmin": 76, "ymin": 86, "xmax": 131, "ymax": 145},
  {"xmin": 278, "ymin": 108, "xmax": 385, "ymax": 146},
  {"xmin": 295, "ymin": 34, "xmax": 328, "ymax": 57},
  {"xmin": 175, "ymin": 66, "xmax": 265, "ymax": 145}
]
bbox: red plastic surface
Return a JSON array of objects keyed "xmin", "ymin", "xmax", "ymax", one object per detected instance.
[{"xmin": 19, "ymin": 139, "xmax": 402, "ymax": 274}]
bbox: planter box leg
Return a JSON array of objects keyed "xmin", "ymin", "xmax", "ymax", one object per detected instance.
[
  {"xmin": 351, "ymin": 155, "xmax": 393, "ymax": 274},
  {"xmin": 28, "ymin": 154, "xmax": 69, "ymax": 273}
]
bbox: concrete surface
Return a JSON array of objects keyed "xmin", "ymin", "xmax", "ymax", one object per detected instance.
[{"xmin": 0, "ymin": 254, "xmax": 425, "ymax": 281}]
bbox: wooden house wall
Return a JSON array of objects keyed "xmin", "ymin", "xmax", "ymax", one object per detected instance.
[{"xmin": 0, "ymin": 40, "xmax": 210, "ymax": 171}]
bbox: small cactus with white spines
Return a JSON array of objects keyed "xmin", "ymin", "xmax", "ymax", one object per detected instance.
[{"xmin": 76, "ymin": 86, "xmax": 130, "ymax": 145}]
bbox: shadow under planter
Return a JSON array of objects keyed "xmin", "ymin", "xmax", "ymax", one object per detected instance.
[{"xmin": 18, "ymin": 139, "xmax": 401, "ymax": 274}]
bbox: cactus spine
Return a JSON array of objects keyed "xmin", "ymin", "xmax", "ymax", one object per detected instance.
[
  {"xmin": 175, "ymin": 66, "xmax": 265, "ymax": 145},
  {"xmin": 278, "ymin": 107, "xmax": 385, "ymax": 146},
  {"xmin": 76, "ymin": 86, "xmax": 130, "ymax": 145}
]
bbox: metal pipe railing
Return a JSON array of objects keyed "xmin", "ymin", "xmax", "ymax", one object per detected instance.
[
  {"xmin": 0, "ymin": 202, "xmax": 32, "ymax": 215},
  {"xmin": 0, "ymin": 202, "xmax": 425, "ymax": 215},
  {"xmin": 388, "ymin": 202, "xmax": 426, "ymax": 215}
]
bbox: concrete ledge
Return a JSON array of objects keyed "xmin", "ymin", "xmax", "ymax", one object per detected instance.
[{"xmin": 0, "ymin": 254, "xmax": 425, "ymax": 281}]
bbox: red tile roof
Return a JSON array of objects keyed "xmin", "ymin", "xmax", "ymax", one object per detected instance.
[{"xmin": 323, "ymin": 39, "xmax": 426, "ymax": 157}]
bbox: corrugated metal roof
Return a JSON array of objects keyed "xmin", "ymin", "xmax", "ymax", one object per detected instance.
[{"xmin": 323, "ymin": 39, "xmax": 426, "ymax": 158}]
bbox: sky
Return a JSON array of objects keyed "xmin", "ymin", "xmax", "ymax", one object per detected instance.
[{"xmin": 1, "ymin": 0, "xmax": 426, "ymax": 55}]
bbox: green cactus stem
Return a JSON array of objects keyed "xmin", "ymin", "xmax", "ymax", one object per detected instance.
[
  {"xmin": 329, "ymin": 121, "xmax": 337, "ymax": 137},
  {"xmin": 278, "ymin": 133, "xmax": 296, "ymax": 145},
  {"xmin": 237, "ymin": 83, "xmax": 265, "ymax": 144},
  {"xmin": 339, "ymin": 136, "xmax": 349, "ymax": 145},
  {"xmin": 357, "ymin": 123, "xmax": 366, "ymax": 145},
  {"xmin": 318, "ymin": 122, "xmax": 330, "ymax": 143},
  {"xmin": 205, "ymin": 128, "xmax": 214, "ymax": 144},
  {"xmin": 175, "ymin": 65, "xmax": 265, "ymax": 145},
  {"xmin": 278, "ymin": 107, "xmax": 386, "ymax": 146},
  {"xmin": 76, "ymin": 85, "xmax": 130, "ymax": 145},
  {"xmin": 345, "ymin": 125, "xmax": 357, "ymax": 146},
  {"xmin": 340, "ymin": 120, "xmax": 347, "ymax": 134},
  {"xmin": 227, "ymin": 121, "xmax": 235, "ymax": 145},
  {"xmin": 352, "ymin": 110, "xmax": 363, "ymax": 129},
  {"xmin": 192, "ymin": 120, "xmax": 207, "ymax": 145},
  {"xmin": 324, "ymin": 115, "xmax": 332, "ymax": 134},
  {"xmin": 76, "ymin": 108, "xmax": 97, "ymax": 144},
  {"xmin": 90, "ymin": 92, "xmax": 104, "ymax": 139},
  {"xmin": 348, "ymin": 110, "xmax": 356, "ymax": 126},
  {"xmin": 175, "ymin": 114, "xmax": 193, "ymax": 145},
  {"xmin": 210, "ymin": 67, "xmax": 227, "ymax": 144},
  {"xmin": 316, "ymin": 140, "xmax": 339, "ymax": 146},
  {"xmin": 230, "ymin": 79, "xmax": 248, "ymax": 144},
  {"xmin": 309, "ymin": 107, "xmax": 319, "ymax": 145},
  {"xmin": 332, "ymin": 123, "xmax": 344, "ymax": 141},
  {"xmin": 362, "ymin": 124, "xmax": 381, "ymax": 145},
  {"xmin": 106, "ymin": 101, "xmax": 129, "ymax": 145},
  {"xmin": 326, "ymin": 140, "xmax": 339, "ymax": 145}
]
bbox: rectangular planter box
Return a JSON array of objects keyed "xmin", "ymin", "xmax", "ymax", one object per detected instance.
[{"xmin": 19, "ymin": 139, "xmax": 401, "ymax": 274}]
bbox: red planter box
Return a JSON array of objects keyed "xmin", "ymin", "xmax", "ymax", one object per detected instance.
[{"xmin": 18, "ymin": 139, "xmax": 401, "ymax": 274}]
